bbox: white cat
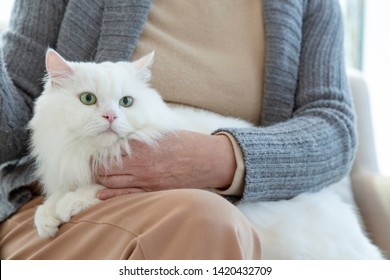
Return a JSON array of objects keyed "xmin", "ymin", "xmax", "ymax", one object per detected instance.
[{"xmin": 29, "ymin": 49, "xmax": 384, "ymax": 259}]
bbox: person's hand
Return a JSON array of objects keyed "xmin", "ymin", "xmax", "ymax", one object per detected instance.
[{"xmin": 96, "ymin": 130, "xmax": 237, "ymax": 200}]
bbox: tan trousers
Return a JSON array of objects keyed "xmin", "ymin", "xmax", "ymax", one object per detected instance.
[{"xmin": 0, "ymin": 189, "xmax": 262, "ymax": 259}]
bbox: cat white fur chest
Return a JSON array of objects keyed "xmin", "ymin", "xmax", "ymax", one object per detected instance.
[{"xmin": 29, "ymin": 50, "xmax": 383, "ymax": 259}]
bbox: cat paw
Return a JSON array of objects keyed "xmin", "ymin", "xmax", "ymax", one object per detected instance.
[
  {"xmin": 34, "ymin": 205, "xmax": 61, "ymax": 238},
  {"xmin": 55, "ymin": 191, "xmax": 101, "ymax": 222}
]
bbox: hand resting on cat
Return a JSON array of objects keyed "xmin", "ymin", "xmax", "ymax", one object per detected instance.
[
  {"xmin": 29, "ymin": 49, "xmax": 384, "ymax": 259},
  {"xmin": 96, "ymin": 130, "xmax": 236, "ymax": 199}
]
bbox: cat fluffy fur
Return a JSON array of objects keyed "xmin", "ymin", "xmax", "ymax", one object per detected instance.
[{"xmin": 28, "ymin": 49, "xmax": 384, "ymax": 259}]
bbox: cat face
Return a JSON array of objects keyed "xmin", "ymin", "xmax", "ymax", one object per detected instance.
[{"xmin": 32, "ymin": 49, "xmax": 162, "ymax": 150}]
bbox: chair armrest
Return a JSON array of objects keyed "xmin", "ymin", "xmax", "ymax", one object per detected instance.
[
  {"xmin": 352, "ymin": 175, "xmax": 390, "ymax": 259},
  {"xmin": 348, "ymin": 68, "xmax": 379, "ymax": 177},
  {"xmin": 347, "ymin": 69, "xmax": 390, "ymax": 259}
]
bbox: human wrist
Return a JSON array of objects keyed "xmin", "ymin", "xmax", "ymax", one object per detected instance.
[
  {"xmin": 213, "ymin": 132, "xmax": 245, "ymax": 196},
  {"xmin": 211, "ymin": 134, "xmax": 237, "ymax": 189}
]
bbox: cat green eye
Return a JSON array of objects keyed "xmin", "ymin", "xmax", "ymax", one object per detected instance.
[
  {"xmin": 119, "ymin": 96, "xmax": 134, "ymax": 107},
  {"xmin": 80, "ymin": 92, "xmax": 97, "ymax": 106}
]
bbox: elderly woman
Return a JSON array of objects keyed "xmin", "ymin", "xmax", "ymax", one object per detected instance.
[{"xmin": 0, "ymin": 0, "xmax": 355, "ymax": 259}]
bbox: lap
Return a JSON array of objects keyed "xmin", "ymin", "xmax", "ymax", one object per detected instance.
[{"xmin": 0, "ymin": 189, "xmax": 261, "ymax": 259}]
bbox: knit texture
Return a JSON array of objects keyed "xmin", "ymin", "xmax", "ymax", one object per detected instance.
[
  {"xmin": 216, "ymin": 0, "xmax": 356, "ymax": 202},
  {"xmin": 0, "ymin": 0, "xmax": 356, "ymax": 221},
  {"xmin": 0, "ymin": 47, "xmax": 30, "ymax": 163}
]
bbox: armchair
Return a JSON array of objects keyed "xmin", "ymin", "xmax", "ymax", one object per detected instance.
[{"xmin": 348, "ymin": 69, "xmax": 390, "ymax": 259}]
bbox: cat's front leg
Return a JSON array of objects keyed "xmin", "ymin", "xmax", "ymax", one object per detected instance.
[
  {"xmin": 34, "ymin": 191, "xmax": 67, "ymax": 238},
  {"xmin": 55, "ymin": 184, "xmax": 104, "ymax": 223}
]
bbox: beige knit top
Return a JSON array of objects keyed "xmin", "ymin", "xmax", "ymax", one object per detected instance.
[
  {"xmin": 132, "ymin": 0, "xmax": 265, "ymax": 126},
  {"xmin": 132, "ymin": 0, "xmax": 265, "ymax": 194}
]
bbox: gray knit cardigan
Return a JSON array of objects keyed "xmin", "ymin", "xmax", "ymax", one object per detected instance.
[{"xmin": 0, "ymin": 0, "xmax": 356, "ymax": 221}]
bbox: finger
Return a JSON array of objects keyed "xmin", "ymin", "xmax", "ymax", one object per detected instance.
[
  {"xmin": 98, "ymin": 174, "xmax": 137, "ymax": 189},
  {"xmin": 97, "ymin": 187, "xmax": 146, "ymax": 200}
]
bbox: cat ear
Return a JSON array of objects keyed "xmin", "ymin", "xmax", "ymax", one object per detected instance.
[
  {"xmin": 132, "ymin": 51, "xmax": 155, "ymax": 81},
  {"xmin": 45, "ymin": 49, "xmax": 74, "ymax": 87}
]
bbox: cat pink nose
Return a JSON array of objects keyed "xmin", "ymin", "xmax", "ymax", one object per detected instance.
[{"xmin": 102, "ymin": 111, "xmax": 118, "ymax": 124}]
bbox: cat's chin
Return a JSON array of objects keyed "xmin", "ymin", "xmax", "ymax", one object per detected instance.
[{"xmin": 94, "ymin": 131, "xmax": 123, "ymax": 147}]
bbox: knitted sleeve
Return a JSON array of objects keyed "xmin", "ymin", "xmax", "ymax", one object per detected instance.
[
  {"xmin": 215, "ymin": 0, "xmax": 357, "ymax": 202},
  {"xmin": 0, "ymin": 0, "xmax": 68, "ymax": 220},
  {"xmin": 2, "ymin": 0, "xmax": 67, "ymax": 103}
]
